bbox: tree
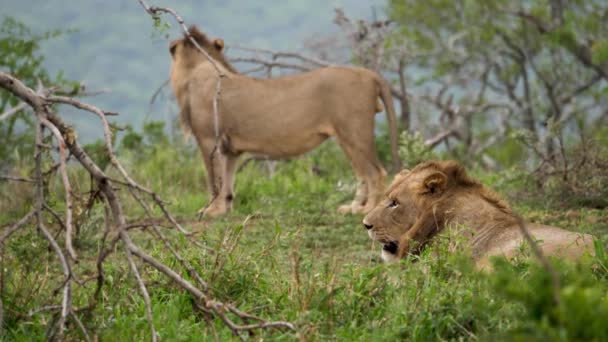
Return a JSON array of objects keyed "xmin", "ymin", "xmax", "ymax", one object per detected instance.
[
  {"xmin": 0, "ymin": 17, "xmax": 76, "ymax": 165},
  {"xmin": 386, "ymin": 0, "xmax": 608, "ymax": 166}
]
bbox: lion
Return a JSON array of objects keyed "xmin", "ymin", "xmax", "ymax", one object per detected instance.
[
  {"xmin": 362, "ymin": 160, "xmax": 595, "ymax": 269},
  {"xmin": 169, "ymin": 26, "xmax": 401, "ymax": 217}
]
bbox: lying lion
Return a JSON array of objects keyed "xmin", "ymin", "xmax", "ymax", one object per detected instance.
[
  {"xmin": 169, "ymin": 26, "xmax": 400, "ymax": 217},
  {"xmin": 363, "ymin": 160, "xmax": 595, "ymax": 268}
]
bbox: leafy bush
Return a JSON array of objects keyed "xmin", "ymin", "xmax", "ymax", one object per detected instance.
[
  {"xmin": 399, "ymin": 131, "xmax": 437, "ymax": 168},
  {"xmin": 491, "ymin": 245, "xmax": 608, "ymax": 341}
]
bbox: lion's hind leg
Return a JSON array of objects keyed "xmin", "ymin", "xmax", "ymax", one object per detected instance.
[
  {"xmin": 338, "ymin": 179, "xmax": 368, "ymax": 214},
  {"xmin": 336, "ymin": 123, "xmax": 385, "ymax": 214},
  {"xmin": 362, "ymin": 166, "xmax": 386, "ymax": 213}
]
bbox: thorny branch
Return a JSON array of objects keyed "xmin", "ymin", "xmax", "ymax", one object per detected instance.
[{"xmin": 0, "ymin": 70, "xmax": 294, "ymax": 340}]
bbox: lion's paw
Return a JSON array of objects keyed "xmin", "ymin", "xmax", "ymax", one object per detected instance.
[
  {"xmin": 337, "ymin": 204, "xmax": 353, "ymax": 215},
  {"xmin": 198, "ymin": 204, "xmax": 228, "ymax": 218},
  {"xmin": 350, "ymin": 203, "xmax": 367, "ymax": 214}
]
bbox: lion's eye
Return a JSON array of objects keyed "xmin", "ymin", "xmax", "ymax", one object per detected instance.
[{"xmin": 387, "ymin": 199, "xmax": 399, "ymax": 208}]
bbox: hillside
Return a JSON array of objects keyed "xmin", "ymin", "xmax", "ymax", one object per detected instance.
[{"xmin": 2, "ymin": 0, "xmax": 384, "ymax": 141}]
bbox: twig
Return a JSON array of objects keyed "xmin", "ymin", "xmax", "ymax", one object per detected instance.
[
  {"xmin": 424, "ymin": 128, "xmax": 459, "ymax": 148},
  {"xmin": 148, "ymin": 79, "xmax": 169, "ymax": 106},
  {"xmin": 513, "ymin": 215, "xmax": 561, "ymax": 306},
  {"xmin": 27, "ymin": 305, "xmax": 62, "ymax": 317},
  {"xmin": 0, "ymin": 102, "xmax": 27, "ymax": 121},
  {"xmin": 125, "ymin": 245, "xmax": 158, "ymax": 342},
  {"xmin": 70, "ymin": 311, "xmax": 91, "ymax": 342},
  {"xmin": 47, "ymin": 95, "xmax": 190, "ymax": 235},
  {"xmin": 230, "ymin": 57, "xmax": 313, "ymax": 72},
  {"xmin": 229, "ymin": 45, "xmax": 332, "ymax": 67},
  {"xmin": 0, "ymin": 210, "xmax": 35, "ymax": 244},
  {"xmin": 38, "ymin": 222, "xmax": 71, "ymax": 341},
  {"xmin": 0, "ymin": 174, "xmax": 36, "ymax": 183},
  {"xmin": 126, "ymin": 187, "xmax": 209, "ymax": 291},
  {"xmin": 38, "ymin": 115, "xmax": 77, "ymax": 261},
  {"xmin": 136, "ymin": 0, "xmax": 224, "ymax": 76},
  {"xmin": 88, "ymin": 200, "xmax": 116, "ymax": 310}
]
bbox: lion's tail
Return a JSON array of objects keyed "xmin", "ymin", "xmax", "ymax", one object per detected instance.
[{"xmin": 376, "ymin": 75, "xmax": 402, "ymax": 171}]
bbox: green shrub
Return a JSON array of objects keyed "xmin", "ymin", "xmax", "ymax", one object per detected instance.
[
  {"xmin": 399, "ymin": 131, "xmax": 437, "ymax": 168},
  {"xmin": 491, "ymin": 247, "xmax": 608, "ymax": 341}
]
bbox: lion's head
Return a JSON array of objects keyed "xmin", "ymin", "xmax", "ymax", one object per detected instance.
[
  {"xmin": 362, "ymin": 160, "xmax": 510, "ymax": 262},
  {"xmin": 169, "ymin": 25, "xmax": 237, "ymax": 73}
]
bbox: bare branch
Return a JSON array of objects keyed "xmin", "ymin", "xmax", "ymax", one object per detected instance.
[
  {"xmin": 136, "ymin": 0, "xmax": 225, "ymax": 77},
  {"xmin": 0, "ymin": 174, "xmax": 36, "ymax": 183},
  {"xmin": 513, "ymin": 215, "xmax": 561, "ymax": 305},
  {"xmin": 229, "ymin": 45, "xmax": 332, "ymax": 68},
  {"xmin": 47, "ymin": 95, "xmax": 190, "ymax": 235},
  {"xmin": 0, "ymin": 102, "xmax": 27, "ymax": 121},
  {"xmin": 38, "ymin": 115, "xmax": 77, "ymax": 261},
  {"xmin": 0, "ymin": 210, "xmax": 35, "ymax": 246},
  {"xmin": 126, "ymin": 187, "xmax": 209, "ymax": 291},
  {"xmin": 425, "ymin": 128, "xmax": 458, "ymax": 148},
  {"xmin": 38, "ymin": 222, "xmax": 71, "ymax": 341},
  {"xmin": 148, "ymin": 78, "xmax": 169, "ymax": 106},
  {"xmin": 559, "ymin": 74, "xmax": 602, "ymax": 105},
  {"xmin": 125, "ymin": 245, "xmax": 158, "ymax": 342},
  {"xmin": 70, "ymin": 312, "xmax": 91, "ymax": 342},
  {"xmin": 231, "ymin": 57, "xmax": 313, "ymax": 72}
]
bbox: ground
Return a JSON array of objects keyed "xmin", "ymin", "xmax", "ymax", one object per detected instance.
[{"xmin": 1, "ymin": 140, "xmax": 607, "ymax": 340}]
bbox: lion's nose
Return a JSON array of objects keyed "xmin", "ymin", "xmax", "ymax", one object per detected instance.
[{"xmin": 363, "ymin": 223, "xmax": 373, "ymax": 230}]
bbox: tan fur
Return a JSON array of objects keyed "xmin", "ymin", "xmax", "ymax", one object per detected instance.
[
  {"xmin": 169, "ymin": 26, "xmax": 401, "ymax": 217},
  {"xmin": 362, "ymin": 160, "xmax": 595, "ymax": 268}
]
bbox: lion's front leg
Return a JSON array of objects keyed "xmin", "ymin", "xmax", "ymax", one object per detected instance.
[
  {"xmin": 197, "ymin": 140, "xmax": 229, "ymax": 217},
  {"xmin": 199, "ymin": 152, "xmax": 240, "ymax": 218}
]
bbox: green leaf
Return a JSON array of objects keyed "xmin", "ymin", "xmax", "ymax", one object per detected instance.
[{"xmin": 591, "ymin": 39, "xmax": 608, "ymax": 65}]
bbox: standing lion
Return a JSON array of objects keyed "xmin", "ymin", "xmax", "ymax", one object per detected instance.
[{"xmin": 169, "ymin": 26, "xmax": 401, "ymax": 217}]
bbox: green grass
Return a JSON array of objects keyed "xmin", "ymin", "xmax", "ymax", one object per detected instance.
[{"xmin": 1, "ymin": 140, "xmax": 608, "ymax": 341}]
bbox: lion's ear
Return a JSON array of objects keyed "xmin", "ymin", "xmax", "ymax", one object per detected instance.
[
  {"xmin": 213, "ymin": 38, "xmax": 224, "ymax": 51},
  {"xmin": 423, "ymin": 171, "xmax": 447, "ymax": 195}
]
